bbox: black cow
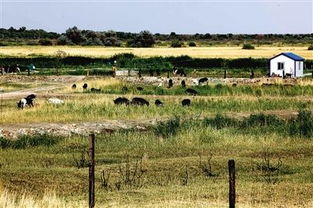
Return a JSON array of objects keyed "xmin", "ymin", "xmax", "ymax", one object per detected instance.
[
  {"xmin": 182, "ymin": 99, "xmax": 191, "ymax": 106},
  {"xmin": 168, "ymin": 79, "xmax": 173, "ymax": 88},
  {"xmin": 155, "ymin": 99, "xmax": 164, "ymax": 107},
  {"xmin": 114, "ymin": 97, "xmax": 130, "ymax": 105},
  {"xmin": 72, "ymin": 84, "xmax": 77, "ymax": 89},
  {"xmin": 137, "ymin": 87, "xmax": 144, "ymax": 91},
  {"xmin": 131, "ymin": 97, "xmax": 149, "ymax": 106},
  {"xmin": 173, "ymin": 68, "xmax": 186, "ymax": 77},
  {"xmin": 25, "ymin": 94, "xmax": 36, "ymax": 107},
  {"xmin": 83, "ymin": 83, "xmax": 88, "ymax": 90},
  {"xmin": 17, "ymin": 94, "xmax": 36, "ymax": 109},
  {"xmin": 181, "ymin": 80, "xmax": 186, "ymax": 88},
  {"xmin": 91, "ymin": 88, "xmax": 101, "ymax": 92},
  {"xmin": 185, "ymin": 88, "xmax": 198, "ymax": 96},
  {"xmin": 198, "ymin": 77, "xmax": 208, "ymax": 85}
]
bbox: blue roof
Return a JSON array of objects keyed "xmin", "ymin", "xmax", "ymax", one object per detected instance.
[{"xmin": 281, "ymin": 52, "xmax": 304, "ymax": 61}]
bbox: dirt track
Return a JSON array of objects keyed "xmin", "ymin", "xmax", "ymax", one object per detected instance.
[{"xmin": 0, "ymin": 75, "xmax": 84, "ymax": 99}]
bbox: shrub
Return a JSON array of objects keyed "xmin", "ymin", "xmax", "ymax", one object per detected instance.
[
  {"xmin": 308, "ymin": 45, "xmax": 313, "ymax": 50},
  {"xmin": 0, "ymin": 135, "xmax": 61, "ymax": 149},
  {"xmin": 153, "ymin": 117, "xmax": 180, "ymax": 138},
  {"xmin": 38, "ymin": 38, "xmax": 53, "ymax": 46},
  {"xmin": 242, "ymin": 44, "xmax": 255, "ymax": 50},
  {"xmin": 188, "ymin": 41, "xmax": 196, "ymax": 47},
  {"xmin": 289, "ymin": 110, "xmax": 313, "ymax": 138},
  {"xmin": 203, "ymin": 114, "xmax": 237, "ymax": 129},
  {"xmin": 241, "ymin": 114, "xmax": 284, "ymax": 128},
  {"xmin": 171, "ymin": 40, "xmax": 184, "ymax": 48}
]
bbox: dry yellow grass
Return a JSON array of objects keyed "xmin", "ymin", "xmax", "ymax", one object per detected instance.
[{"xmin": 0, "ymin": 46, "xmax": 312, "ymax": 59}]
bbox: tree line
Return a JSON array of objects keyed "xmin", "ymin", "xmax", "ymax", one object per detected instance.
[{"xmin": 0, "ymin": 26, "xmax": 313, "ymax": 47}]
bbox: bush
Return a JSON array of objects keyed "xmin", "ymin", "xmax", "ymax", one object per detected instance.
[
  {"xmin": 0, "ymin": 134, "xmax": 61, "ymax": 149},
  {"xmin": 241, "ymin": 114, "xmax": 284, "ymax": 128},
  {"xmin": 171, "ymin": 40, "xmax": 184, "ymax": 48},
  {"xmin": 289, "ymin": 110, "xmax": 313, "ymax": 138},
  {"xmin": 203, "ymin": 114, "xmax": 237, "ymax": 129},
  {"xmin": 242, "ymin": 44, "xmax": 255, "ymax": 50},
  {"xmin": 153, "ymin": 117, "xmax": 180, "ymax": 138},
  {"xmin": 38, "ymin": 38, "xmax": 53, "ymax": 46},
  {"xmin": 308, "ymin": 45, "xmax": 313, "ymax": 50},
  {"xmin": 188, "ymin": 41, "xmax": 196, "ymax": 47}
]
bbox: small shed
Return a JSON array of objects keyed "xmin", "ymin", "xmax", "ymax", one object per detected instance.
[{"xmin": 269, "ymin": 52, "xmax": 304, "ymax": 78}]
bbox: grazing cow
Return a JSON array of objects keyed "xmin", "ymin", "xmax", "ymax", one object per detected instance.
[
  {"xmin": 198, "ymin": 77, "xmax": 208, "ymax": 85},
  {"xmin": 185, "ymin": 88, "xmax": 198, "ymax": 96},
  {"xmin": 131, "ymin": 97, "xmax": 149, "ymax": 106},
  {"xmin": 181, "ymin": 80, "xmax": 186, "ymax": 88},
  {"xmin": 91, "ymin": 88, "xmax": 101, "ymax": 92},
  {"xmin": 25, "ymin": 94, "xmax": 36, "ymax": 107},
  {"xmin": 155, "ymin": 99, "xmax": 164, "ymax": 107},
  {"xmin": 17, "ymin": 98, "xmax": 27, "ymax": 109},
  {"xmin": 83, "ymin": 83, "xmax": 88, "ymax": 90},
  {"xmin": 17, "ymin": 94, "xmax": 36, "ymax": 109},
  {"xmin": 173, "ymin": 68, "xmax": 187, "ymax": 77},
  {"xmin": 157, "ymin": 82, "xmax": 163, "ymax": 87},
  {"xmin": 114, "ymin": 97, "xmax": 130, "ymax": 105},
  {"xmin": 168, "ymin": 79, "xmax": 173, "ymax": 88},
  {"xmin": 137, "ymin": 87, "xmax": 144, "ymax": 91},
  {"xmin": 72, "ymin": 84, "xmax": 77, "ymax": 89},
  {"xmin": 182, "ymin": 99, "xmax": 191, "ymax": 106}
]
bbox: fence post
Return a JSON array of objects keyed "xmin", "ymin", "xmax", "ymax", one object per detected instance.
[
  {"xmin": 228, "ymin": 159, "xmax": 236, "ymax": 208},
  {"xmin": 224, "ymin": 70, "xmax": 227, "ymax": 79},
  {"xmin": 89, "ymin": 133, "xmax": 95, "ymax": 208}
]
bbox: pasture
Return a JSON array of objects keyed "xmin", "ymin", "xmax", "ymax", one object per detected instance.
[
  {"xmin": 0, "ymin": 75, "xmax": 313, "ymax": 207},
  {"xmin": 0, "ymin": 45, "xmax": 312, "ymax": 59}
]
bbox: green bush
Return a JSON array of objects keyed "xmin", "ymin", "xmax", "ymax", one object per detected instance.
[
  {"xmin": 171, "ymin": 40, "xmax": 184, "ymax": 48},
  {"xmin": 188, "ymin": 41, "xmax": 196, "ymax": 47},
  {"xmin": 289, "ymin": 110, "xmax": 313, "ymax": 138},
  {"xmin": 153, "ymin": 117, "xmax": 180, "ymax": 138},
  {"xmin": 0, "ymin": 135, "xmax": 61, "ymax": 149},
  {"xmin": 39, "ymin": 38, "xmax": 53, "ymax": 46},
  {"xmin": 242, "ymin": 44, "xmax": 255, "ymax": 50},
  {"xmin": 203, "ymin": 114, "xmax": 237, "ymax": 129},
  {"xmin": 241, "ymin": 114, "xmax": 284, "ymax": 128}
]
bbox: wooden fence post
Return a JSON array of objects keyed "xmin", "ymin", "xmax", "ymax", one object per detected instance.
[
  {"xmin": 228, "ymin": 159, "xmax": 236, "ymax": 208},
  {"xmin": 89, "ymin": 133, "xmax": 95, "ymax": 208}
]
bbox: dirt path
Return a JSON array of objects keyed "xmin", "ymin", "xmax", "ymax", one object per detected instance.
[
  {"xmin": 0, "ymin": 119, "xmax": 157, "ymax": 139},
  {"xmin": 0, "ymin": 75, "xmax": 85, "ymax": 99}
]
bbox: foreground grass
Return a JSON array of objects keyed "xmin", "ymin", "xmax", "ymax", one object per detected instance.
[
  {"xmin": 0, "ymin": 46, "xmax": 312, "ymax": 59},
  {"xmin": 0, "ymin": 116, "xmax": 313, "ymax": 207}
]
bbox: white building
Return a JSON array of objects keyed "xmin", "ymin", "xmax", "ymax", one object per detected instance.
[{"xmin": 269, "ymin": 52, "xmax": 304, "ymax": 78}]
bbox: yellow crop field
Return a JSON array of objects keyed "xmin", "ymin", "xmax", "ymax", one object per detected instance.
[{"xmin": 0, "ymin": 46, "xmax": 312, "ymax": 59}]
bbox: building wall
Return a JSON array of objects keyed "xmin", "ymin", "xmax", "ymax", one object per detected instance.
[
  {"xmin": 295, "ymin": 61, "xmax": 304, "ymax": 77},
  {"xmin": 269, "ymin": 55, "xmax": 304, "ymax": 77}
]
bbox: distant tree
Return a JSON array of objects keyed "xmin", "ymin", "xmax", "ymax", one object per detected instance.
[
  {"xmin": 39, "ymin": 38, "xmax": 53, "ymax": 45},
  {"xmin": 127, "ymin": 30, "xmax": 155, "ymax": 47},
  {"xmin": 57, "ymin": 35, "xmax": 73, "ymax": 45},
  {"xmin": 65, "ymin": 26, "xmax": 87, "ymax": 45},
  {"xmin": 171, "ymin": 40, "xmax": 184, "ymax": 48},
  {"xmin": 188, "ymin": 41, "xmax": 196, "ymax": 47}
]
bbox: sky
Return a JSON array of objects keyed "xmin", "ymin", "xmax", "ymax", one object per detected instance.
[{"xmin": 0, "ymin": 0, "xmax": 312, "ymax": 34}]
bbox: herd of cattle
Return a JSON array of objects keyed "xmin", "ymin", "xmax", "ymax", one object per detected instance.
[{"xmin": 16, "ymin": 79, "xmax": 197, "ymax": 109}]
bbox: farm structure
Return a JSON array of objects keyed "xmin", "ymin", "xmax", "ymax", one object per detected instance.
[{"xmin": 269, "ymin": 52, "xmax": 304, "ymax": 78}]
